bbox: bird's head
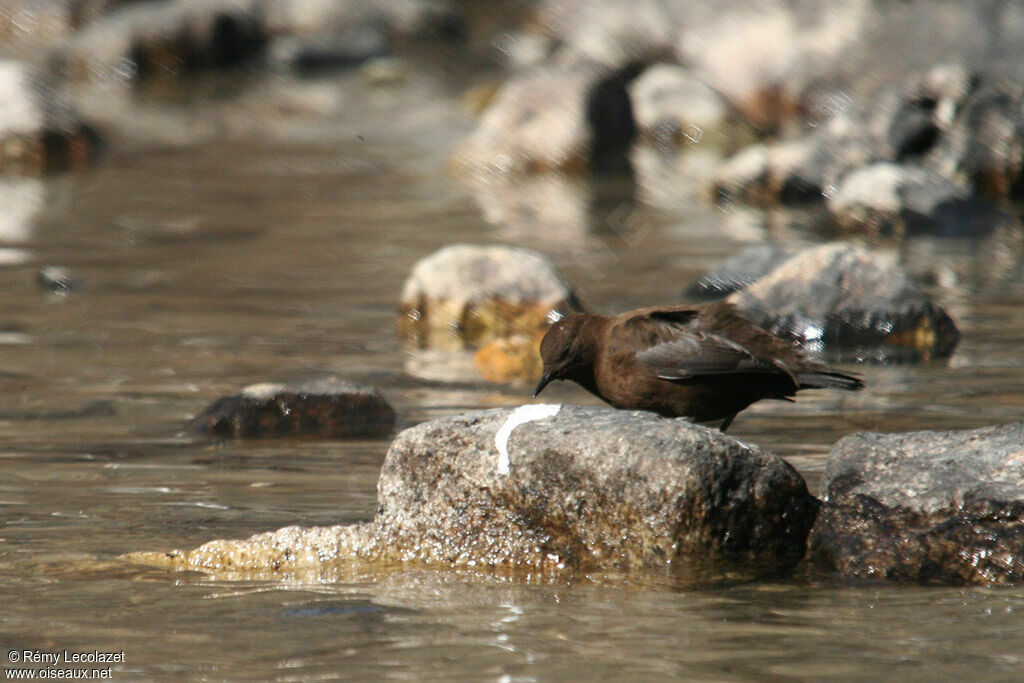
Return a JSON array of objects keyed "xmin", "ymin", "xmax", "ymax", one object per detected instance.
[{"xmin": 534, "ymin": 313, "xmax": 589, "ymax": 397}]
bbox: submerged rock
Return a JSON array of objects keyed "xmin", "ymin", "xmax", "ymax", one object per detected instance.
[
  {"xmin": 398, "ymin": 243, "xmax": 581, "ymax": 368},
  {"xmin": 728, "ymin": 242, "xmax": 959, "ymax": 362},
  {"xmin": 810, "ymin": 422, "xmax": 1024, "ymax": 586},
  {"xmin": 194, "ymin": 377, "xmax": 395, "ymax": 439},
  {"xmin": 136, "ymin": 405, "xmax": 818, "ymax": 578}
]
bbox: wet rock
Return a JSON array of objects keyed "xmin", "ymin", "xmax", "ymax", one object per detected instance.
[
  {"xmin": 0, "ymin": 59, "xmax": 98, "ymax": 173},
  {"xmin": 682, "ymin": 243, "xmax": 791, "ymax": 302},
  {"xmin": 728, "ymin": 242, "xmax": 959, "ymax": 361},
  {"xmin": 452, "ymin": 61, "xmax": 637, "ymax": 176},
  {"xmin": 398, "ymin": 243, "xmax": 581, "ymax": 352},
  {"xmin": 827, "ymin": 162, "xmax": 1007, "ymax": 239},
  {"xmin": 136, "ymin": 405, "xmax": 819, "ymax": 577},
  {"xmin": 194, "ymin": 377, "xmax": 395, "ymax": 439},
  {"xmin": 810, "ymin": 422, "xmax": 1024, "ymax": 586}
]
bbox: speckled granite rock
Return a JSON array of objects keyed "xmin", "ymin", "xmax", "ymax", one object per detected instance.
[
  {"xmin": 810, "ymin": 422, "xmax": 1024, "ymax": 585},
  {"xmin": 194, "ymin": 377, "xmax": 395, "ymax": 439},
  {"xmin": 728, "ymin": 242, "xmax": 959, "ymax": 361},
  {"xmin": 137, "ymin": 405, "xmax": 818, "ymax": 578}
]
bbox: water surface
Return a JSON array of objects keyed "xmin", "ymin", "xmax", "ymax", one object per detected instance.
[{"xmin": 3, "ymin": 62, "xmax": 1024, "ymax": 680}]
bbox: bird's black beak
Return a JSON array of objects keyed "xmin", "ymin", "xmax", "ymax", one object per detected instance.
[{"xmin": 533, "ymin": 372, "xmax": 553, "ymax": 398}]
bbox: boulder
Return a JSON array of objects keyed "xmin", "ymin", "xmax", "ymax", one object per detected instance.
[
  {"xmin": 728, "ymin": 242, "xmax": 959, "ymax": 361},
  {"xmin": 135, "ymin": 405, "xmax": 819, "ymax": 578},
  {"xmin": 0, "ymin": 60, "xmax": 98, "ymax": 173},
  {"xmin": 398, "ymin": 243, "xmax": 581, "ymax": 352},
  {"xmin": 193, "ymin": 377, "xmax": 395, "ymax": 439},
  {"xmin": 810, "ymin": 422, "xmax": 1024, "ymax": 586}
]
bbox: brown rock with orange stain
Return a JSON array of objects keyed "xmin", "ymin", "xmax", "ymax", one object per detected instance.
[{"xmin": 473, "ymin": 334, "xmax": 543, "ymax": 384}]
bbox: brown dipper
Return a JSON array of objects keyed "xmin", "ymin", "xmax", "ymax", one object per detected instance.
[{"xmin": 534, "ymin": 302, "xmax": 863, "ymax": 431}]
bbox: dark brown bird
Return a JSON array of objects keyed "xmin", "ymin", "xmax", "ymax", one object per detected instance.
[{"xmin": 533, "ymin": 302, "xmax": 863, "ymax": 431}]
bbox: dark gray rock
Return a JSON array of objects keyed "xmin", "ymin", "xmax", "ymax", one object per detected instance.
[
  {"xmin": 138, "ymin": 405, "xmax": 819, "ymax": 578},
  {"xmin": 194, "ymin": 377, "xmax": 395, "ymax": 439},
  {"xmin": 683, "ymin": 243, "xmax": 792, "ymax": 301},
  {"xmin": 827, "ymin": 162, "xmax": 1007, "ymax": 239},
  {"xmin": 810, "ymin": 422, "xmax": 1024, "ymax": 586},
  {"xmin": 728, "ymin": 242, "xmax": 959, "ymax": 362}
]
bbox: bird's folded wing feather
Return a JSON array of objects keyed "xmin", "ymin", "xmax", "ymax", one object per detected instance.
[{"xmin": 619, "ymin": 307, "xmax": 797, "ymax": 382}]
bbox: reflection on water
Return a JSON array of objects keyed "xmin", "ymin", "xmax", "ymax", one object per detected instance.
[{"xmin": 2, "ymin": 63, "xmax": 1024, "ymax": 680}]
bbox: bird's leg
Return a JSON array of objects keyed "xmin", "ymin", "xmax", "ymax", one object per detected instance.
[{"xmin": 719, "ymin": 414, "xmax": 736, "ymax": 432}]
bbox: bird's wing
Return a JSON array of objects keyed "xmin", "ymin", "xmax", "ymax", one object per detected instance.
[{"xmin": 617, "ymin": 305, "xmax": 799, "ymax": 383}]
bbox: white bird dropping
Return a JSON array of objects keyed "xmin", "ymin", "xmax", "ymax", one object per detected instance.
[{"xmin": 495, "ymin": 404, "xmax": 562, "ymax": 474}]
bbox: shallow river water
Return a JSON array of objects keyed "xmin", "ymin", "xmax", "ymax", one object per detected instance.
[{"xmin": 3, "ymin": 58, "xmax": 1024, "ymax": 680}]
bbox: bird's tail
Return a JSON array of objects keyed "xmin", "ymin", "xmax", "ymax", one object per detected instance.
[{"xmin": 797, "ymin": 369, "xmax": 865, "ymax": 392}]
